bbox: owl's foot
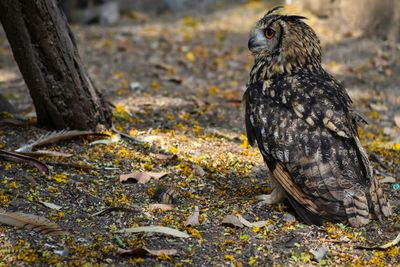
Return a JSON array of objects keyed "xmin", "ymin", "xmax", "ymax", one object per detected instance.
[{"xmin": 256, "ymin": 186, "xmax": 286, "ymax": 206}]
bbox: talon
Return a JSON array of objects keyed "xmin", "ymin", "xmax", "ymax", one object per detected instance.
[{"xmin": 255, "ymin": 187, "xmax": 286, "ymax": 205}]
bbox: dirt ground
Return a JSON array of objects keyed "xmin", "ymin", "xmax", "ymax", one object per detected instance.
[{"xmin": 0, "ymin": 2, "xmax": 399, "ymax": 266}]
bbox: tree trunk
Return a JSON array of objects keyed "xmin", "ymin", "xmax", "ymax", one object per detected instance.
[{"xmin": 0, "ymin": 0, "xmax": 112, "ymax": 130}]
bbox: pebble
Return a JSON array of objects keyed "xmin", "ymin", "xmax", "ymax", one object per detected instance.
[
  {"xmin": 282, "ymin": 213, "xmax": 297, "ymax": 223},
  {"xmin": 310, "ymin": 246, "xmax": 328, "ymax": 262},
  {"xmin": 54, "ymin": 249, "xmax": 69, "ymax": 257},
  {"xmin": 129, "ymin": 82, "xmax": 142, "ymax": 91}
]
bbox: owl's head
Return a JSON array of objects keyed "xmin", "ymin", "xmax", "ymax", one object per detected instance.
[{"xmin": 248, "ymin": 7, "xmax": 321, "ymax": 69}]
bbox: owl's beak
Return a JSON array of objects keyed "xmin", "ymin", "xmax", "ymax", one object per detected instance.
[{"xmin": 248, "ymin": 29, "xmax": 265, "ymax": 53}]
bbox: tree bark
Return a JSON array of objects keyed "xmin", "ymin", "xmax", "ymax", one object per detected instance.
[{"xmin": 0, "ymin": 0, "xmax": 112, "ymax": 130}]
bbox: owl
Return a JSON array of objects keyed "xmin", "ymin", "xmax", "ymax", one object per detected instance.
[{"xmin": 244, "ymin": 7, "xmax": 392, "ymax": 227}]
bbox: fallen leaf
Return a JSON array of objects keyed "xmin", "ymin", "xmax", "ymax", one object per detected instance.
[
  {"xmin": 118, "ymin": 247, "xmax": 177, "ymax": 258},
  {"xmin": 186, "ymin": 52, "xmax": 196, "ymax": 62},
  {"xmin": 19, "ymin": 150, "xmax": 73, "ymax": 158},
  {"xmin": 185, "ymin": 206, "xmax": 199, "ymax": 227},
  {"xmin": 154, "ymin": 187, "xmax": 177, "ymax": 204},
  {"xmin": 39, "ymin": 201, "xmax": 62, "ymax": 211},
  {"xmin": 117, "ymin": 225, "xmax": 190, "ymax": 238},
  {"xmin": 150, "ymin": 153, "xmax": 176, "ymax": 161},
  {"xmin": 148, "ymin": 204, "xmax": 176, "ymax": 211},
  {"xmin": 370, "ymin": 103, "xmax": 388, "ymax": 112},
  {"xmin": 0, "ymin": 209, "xmax": 65, "ymax": 235},
  {"xmin": 0, "ymin": 149, "xmax": 49, "ymax": 175},
  {"xmin": 221, "ymin": 214, "xmax": 244, "ymax": 228},
  {"xmin": 237, "ymin": 215, "xmax": 266, "ymax": 228},
  {"xmin": 120, "ymin": 172, "xmax": 168, "ymax": 184},
  {"xmin": 160, "ymin": 75, "xmax": 182, "ymax": 84},
  {"xmin": 153, "ymin": 62, "xmax": 177, "ymax": 74},
  {"xmin": 16, "ymin": 130, "xmax": 109, "ymax": 152}
]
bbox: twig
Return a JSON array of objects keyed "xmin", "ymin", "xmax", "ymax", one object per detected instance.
[{"xmin": 111, "ymin": 125, "xmax": 145, "ymax": 145}]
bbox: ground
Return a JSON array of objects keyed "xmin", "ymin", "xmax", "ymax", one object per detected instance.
[{"xmin": 0, "ymin": 1, "xmax": 399, "ymax": 266}]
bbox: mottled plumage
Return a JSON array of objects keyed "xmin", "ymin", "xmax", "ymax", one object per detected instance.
[{"xmin": 244, "ymin": 7, "xmax": 392, "ymax": 226}]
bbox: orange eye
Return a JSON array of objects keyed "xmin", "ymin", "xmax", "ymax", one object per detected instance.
[{"xmin": 264, "ymin": 28, "xmax": 275, "ymax": 39}]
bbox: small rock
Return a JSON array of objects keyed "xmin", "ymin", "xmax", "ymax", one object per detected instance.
[
  {"xmin": 381, "ymin": 176, "xmax": 396, "ymax": 184},
  {"xmin": 266, "ymin": 224, "xmax": 275, "ymax": 231},
  {"xmin": 129, "ymin": 82, "xmax": 142, "ymax": 91},
  {"xmin": 282, "ymin": 213, "xmax": 297, "ymax": 223},
  {"xmin": 310, "ymin": 246, "xmax": 328, "ymax": 262},
  {"xmin": 193, "ymin": 165, "xmax": 205, "ymax": 177},
  {"xmin": 54, "ymin": 249, "xmax": 69, "ymax": 257}
]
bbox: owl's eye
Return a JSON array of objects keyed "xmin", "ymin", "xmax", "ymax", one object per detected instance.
[{"xmin": 264, "ymin": 28, "xmax": 275, "ymax": 39}]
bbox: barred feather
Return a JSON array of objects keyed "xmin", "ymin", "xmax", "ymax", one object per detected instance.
[{"xmin": 245, "ymin": 7, "xmax": 392, "ymax": 226}]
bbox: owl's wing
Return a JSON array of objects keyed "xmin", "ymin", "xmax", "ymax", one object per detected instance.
[
  {"xmin": 268, "ymin": 72, "xmax": 376, "ymax": 180},
  {"xmin": 244, "ymin": 76, "xmax": 391, "ymax": 226},
  {"xmin": 243, "ymin": 89, "xmax": 256, "ymax": 147}
]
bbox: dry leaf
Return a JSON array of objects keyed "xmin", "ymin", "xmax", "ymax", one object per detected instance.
[
  {"xmin": 16, "ymin": 130, "xmax": 108, "ymax": 152},
  {"xmin": 117, "ymin": 225, "xmax": 190, "ymax": 238},
  {"xmin": 148, "ymin": 204, "xmax": 176, "ymax": 211},
  {"xmin": 39, "ymin": 201, "xmax": 62, "ymax": 211},
  {"xmin": 118, "ymin": 247, "xmax": 177, "ymax": 258},
  {"xmin": 0, "ymin": 149, "xmax": 49, "ymax": 175},
  {"xmin": 119, "ymin": 171, "xmax": 167, "ymax": 184},
  {"xmin": 221, "ymin": 214, "xmax": 244, "ymax": 228},
  {"xmin": 153, "ymin": 62, "xmax": 177, "ymax": 73},
  {"xmin": 154, "ymin": 187, "xmax": 178, "ymax": 204},
  {"xmin": 160, "ymin": 75, "xmax": 182, "ymax": 84},
  {"xmin": 193, "ymin": 165, "xmax": 205, "ymax": 177},
  {"xmin": 185, "ymin": 206, "xmax": 199, "ymax": 227},
  {"xmin": 0, "ymin": 209, "xmax": 65, "ymax": 235},
  {"xmin": 237, "ymin": 215, "xmax": 267, "ymax": 228},
  {"xmin": 150, "ymin": 153, "xmax": 176, "ymax": 161},
  {"xmin": 370, "ymin": 103, "xmax": 388, "ymax": 112}
]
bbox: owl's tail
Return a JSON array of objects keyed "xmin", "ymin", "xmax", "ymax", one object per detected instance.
[
  {"xmin": 369, "ymin": 177, "xmax": 392, "ymax": 220},
  {"xmin": 353, "ymin": 137, "xmax": 392, "ymax": 223}
]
